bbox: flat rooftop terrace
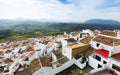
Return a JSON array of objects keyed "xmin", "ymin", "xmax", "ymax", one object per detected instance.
[{"xmin": 64, "ymin": 43, "xmax": 87, "ymax": 49}]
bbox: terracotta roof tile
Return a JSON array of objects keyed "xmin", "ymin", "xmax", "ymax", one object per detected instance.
[
  {"xmin": 65, "ymin": 38, "xmax": 76, "ymax": 42},
  {"xmin": 111, "ymin": 53, "xmax": 120, "ymax": 61}
]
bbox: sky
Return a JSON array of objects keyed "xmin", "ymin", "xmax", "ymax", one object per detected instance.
[{"xmin": 0, "ymin": 0, "xmax": 120, "ymax": 22}]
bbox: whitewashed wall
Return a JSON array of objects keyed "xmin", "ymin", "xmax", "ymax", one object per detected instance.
[
  {"xmin": 51, "ymin": 53, "xmax": 57, "ymax": 62},
  {"xmin": 33, "ymin": 59, "xmax": 75, "ymax": 75},
  {"xmin": 112, "ymin": 46, "xmax": 120, "ymax": 55},
  {"xmin": 47, "ymin": 46, "xmax": 54, "ymax": 53},
  {"xmin": 109, "ymin": 58, "xmax": 120, "ymax": 74},
  {"xmin": 90, "ymin": 41, "xmax": 113, "ymax": 51},
  {"xmin": 4, "ymin": 52, "xmax": 13, "ymax": 58},
  {"xmin": 88, "ymin": 54, "xmax": 109, "ymax": 69},
  {"xmin": 60, "ymin": 39, "xmax": 67, "ymax": 48},
  {"xmin": 82, "ymin": 29, "xmax": 94, "ymax": 36},
  {"xmin": 62, "ymin": 48, "xmax": 72, "ymax": 60},
  {"xmin": 75, "ymin": 58, "xmax": 87, "ymax": 69}
]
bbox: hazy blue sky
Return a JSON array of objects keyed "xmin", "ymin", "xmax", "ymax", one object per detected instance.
[{"xmin": 0, "ymin": 0, "xmax": 120, "ymax": 22}]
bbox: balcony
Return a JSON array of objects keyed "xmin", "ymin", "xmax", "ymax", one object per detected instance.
[{"xmin": 75, "ymin": 57, "xmax": 88, "ymax": 69}]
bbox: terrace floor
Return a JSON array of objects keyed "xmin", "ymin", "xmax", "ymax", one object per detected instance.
[
  {"xmin": 89, "ymin": 69, "xmax": 114, "ymax": 75},
  {"xmin": 56, "ymin": 65, "xmax": 93, "ymax": 75},
  {"xmin": 15, "ymin": 68, "xmax": 32, "ymax": 75}
]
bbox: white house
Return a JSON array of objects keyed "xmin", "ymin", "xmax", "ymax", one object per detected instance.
[
  {"xmin": 34, "ymin": 43, "xmax": 47, "ymax": 55},
  {"xmin": 3, "ymin": 62, "xmax": 19, "ymax": 75},
  {"xmin": 46, "ymin": 42, "xmax": 54, "ymax": 53},
  {"xmin": 4, "ymin": 50, "xmax": 13, "ymax": 59},
  {"xmin": 69, "ymin": 32, "xmax": 80, "ymax": 40},
  {"xmin": 62, "ymin": 43, "xmax": 89, "ymax": 60},
  {"xmin": 60, "ymin": 38, "xmax": 77, "ymax": 48},
  {"xmin": 51, "ymin": 49, "xmax": 64, "ymax": 62},
  {"xmin": 89, "ymin": 34, "xmax": 120, "ymax": 69},
  {"xmin": 89, "ymin": 52, "xmax": 120, "ymax": 75},
  {"xmin": 109, "ymin": 53, "xmax": 120, "ymax": 75},
  {"xmin": 90, "ymin": 35, "xmax": 120, "ymax": 56},
  {"xmin": 18, "ymin": 51, "xmax": 39, "ymax": 66},
  {"xmin": 82, "ymin": 29, "xmax": 94, "ymax": 37}
]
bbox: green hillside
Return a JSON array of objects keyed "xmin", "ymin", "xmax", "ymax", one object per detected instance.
[{"xmin": 0, "ymin": 20, "xmax": 120, "ymax": 42}]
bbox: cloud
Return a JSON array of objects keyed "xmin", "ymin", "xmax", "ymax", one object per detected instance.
[
  {"xmin": 58, "ymin": 0, "xmax": 72, "ymax": 4},
  {"xmin": 0, "ymin": 0, "xmax": 120, "ymax": 22},
  {"xmin": 98, "ymin": 0, "xmax": 120, "ymax": 9}
]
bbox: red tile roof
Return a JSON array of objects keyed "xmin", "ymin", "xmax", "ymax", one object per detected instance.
[
  {"xmin": 111, "ymin": 53, "xmax": 120, "ymax": 61},
  {"xmin": 95, "ymin": 49, "xmax": 109, "ymax": 58},
  {"xmin": 65, "ymin": 38, "xmax": 76, "ymax": 42}
]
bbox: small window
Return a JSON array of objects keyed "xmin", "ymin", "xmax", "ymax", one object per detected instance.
[
  {"xmin": 103, "ymin": 60, "xmax": 107, "ymax": 64},
  {"xmin": 95, "ymin": 55, "xmax": 101, "ymax": 61},
  {"xmin": 112, "ymin": 64, "xmax": 120, "ymax": 72},
  {"xmin": 80, "ymin": 34, "xmax": 82, "ymax": 38},
  {"xmin": 98, "ymin": 64, "xmax": 102, "ymax": 68},
  {"xmin": 96, "ymin": 43, "xmax": 100, "ymax": 47}
]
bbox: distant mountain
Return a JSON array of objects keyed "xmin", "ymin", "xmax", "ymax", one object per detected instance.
[
  {"xmin": 85, "ymin": 19, "xmax": 120, "ymax": 25},
  {"xmin": 1, "ymin": 19, "xmax": 120, "ymax": 32},
  {"xmin": 0, "ymin": 19, "xmax": 54, "ymax": 30}
]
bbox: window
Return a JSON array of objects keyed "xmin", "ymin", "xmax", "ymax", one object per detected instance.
[
  {"xmin": 98, "ymin": 64, "xmax": 102, "ymax": 68},
  {"xmin": 80, "ymin": 34, "xmax": 82, "ymax": 38},
  {"xmin": 103, "ymin": 60, "xmax": 107, "ymax": 64},
  {"xmin": 96, "ymin": 43, "xmax": 100, "ymax": 47},
  {"xmin": 112, "ymin": 64, "xmax": 120, "ymax": 72},
  {"xmin": 95, "ymin": 55, "xmax": 101, "ymax": 61}
]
